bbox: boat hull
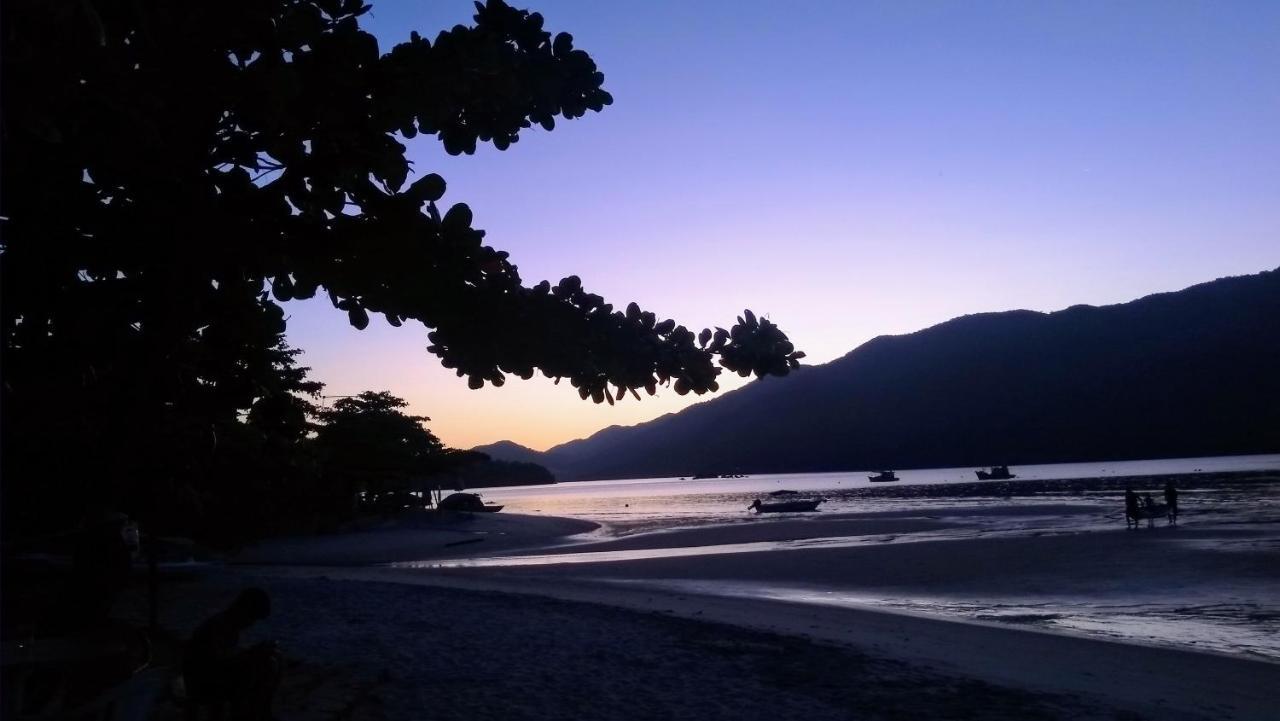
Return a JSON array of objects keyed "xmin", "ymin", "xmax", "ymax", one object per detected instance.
[
  {"xmin": 753, "ymin": 500, "xmax": 822, "ymax": 513},
  {"xmin": 439, "ymin": 492, "xmax": 503, "ymax": 513}
]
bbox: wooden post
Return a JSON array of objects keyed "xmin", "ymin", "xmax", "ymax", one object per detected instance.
[{"xmin": 146, "ymin": 534, "xmax": 159, "ymax": 631}]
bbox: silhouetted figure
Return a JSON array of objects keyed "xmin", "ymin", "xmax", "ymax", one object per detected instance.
[
  {"xmin": 1164, "ymin": 481, "xmax": 1179, "ymax": 523},
  {"xmin": 50, "ymin": 511, "xmax": 139, "ymax": 632},
  {"xmin": 1142, "ymin": 493, "xmax": 1160, "ymax": 528},
  {"xmin": 1124, "ymin": 488, "xmax": 1140, "ymax": 529},
  {"xmin": 184, "ymin": 588, "xmax": 280, "ymax": 721}
]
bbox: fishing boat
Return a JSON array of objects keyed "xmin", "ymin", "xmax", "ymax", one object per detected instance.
[
  {"xmin": 749, "ymin": 498, "xmax": 823, "ymax": 513},
  {"xmin": 868, "ymin": 470, "xmax": 899, "ymax": 483},
  {"xmin": 438, "ymin": 492, "xmax": 504, "ymax": 513},
  {"xmin": 975, "ymin": 465, "xmax": 1016, "ymax": 480}
]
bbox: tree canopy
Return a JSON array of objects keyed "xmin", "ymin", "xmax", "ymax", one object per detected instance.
[
  {"xmin": 2, "ymin": 0, "xmax": 801, "ymax": 403},
  {"xmin": 0, "ymin": 0, "xmax": 802, "ymax": 539},
  {"xmin": 315, "ymin": 391, "xmax": 444, "ymax": 494}
]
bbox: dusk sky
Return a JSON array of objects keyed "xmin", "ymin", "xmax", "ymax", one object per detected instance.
[{"xmin": 283, "ymin": 0, "xmax": 1280, "ymax": 451}]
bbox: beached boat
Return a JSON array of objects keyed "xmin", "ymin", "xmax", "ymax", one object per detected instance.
[
  {"xmin": 749, "ymin": 498, "xmax": 823, "ymax": 513},
  {"xmin": 975, "ymin": 465, "xmax": 1016, "ymax": 480},
  {"xmin": 438, "ymin": 492, "xmax": 504, "ymax": 513},
  {"xmin": 868, "ymin": 471, "xmax": 899, "ymax": 483}
]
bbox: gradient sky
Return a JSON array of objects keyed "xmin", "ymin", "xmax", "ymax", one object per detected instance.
[{"xmin": 282, "ymin": 0, "xmax": 1280, "ymax": 451}]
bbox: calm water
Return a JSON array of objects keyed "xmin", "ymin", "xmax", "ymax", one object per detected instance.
[
  {"xmin": 479, "ymin": 453, "xmax": 1280, "ymax": 533},
  {"xmin": 449, "ymin": 454, "xmax": 1280, "ymax": 662}
]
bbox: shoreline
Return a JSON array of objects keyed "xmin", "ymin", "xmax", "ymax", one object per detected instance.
[
  {"xmin": 232, "ymin": 467, "xmax": 1279, "ymax": 567},
  {"xmin": 206, "ymin": 480, "xmax": 1280, "ymax": 719},
  {"xmin": 260, "ymin": 566, "xmax": 1280, "ymax": 720},
  {"xmin": 231, "ymin": 495, "xmax": 1279, "ymax": 663},
  {"xmin": 233, "ymin": 511, "xmax": 599, "ymax": 565}
]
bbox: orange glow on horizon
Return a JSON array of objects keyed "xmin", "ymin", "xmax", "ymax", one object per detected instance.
[{"xmin": 298, "ymin": 319, "xmax": 759, "ymax": 452}]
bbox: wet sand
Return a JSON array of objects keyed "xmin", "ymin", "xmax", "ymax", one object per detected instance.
[
  {"xmin": 443, "ymin": 522, "xmax": 1278, "ymax": 597},
  {"xmin": 234, "ymin": 511, "xmax": 599, "ymax": 565},
  {"xmin": 212, "ymin": 497, "xmax": 1280, "ymax": 719},
  {"xmin": 547, "ymin": 515, "xmax": 961, "ymax": 553}
]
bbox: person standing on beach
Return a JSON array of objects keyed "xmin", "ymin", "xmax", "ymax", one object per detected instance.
[
  {"xmin": 1164, "ymin": 481, "xmax": 1179, "ymax": 523},
  {"xmin": 1124, "ymin": 488, "xmax": 1140, "ymax": 529}
]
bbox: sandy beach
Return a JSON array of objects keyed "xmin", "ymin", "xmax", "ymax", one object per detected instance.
[
  {"xmin": 315, "ymin": 568, "xmax": 1279, "ymax": 720},
  {"xmin": 429, "ymin": 512, "xmax": 1277, "ymax": 600},
  {"xmin": 125, "ymin": 477, "xmax": 1280, "ymax": 721},
  {"xmin": 234, "ymin": 510, "xmax": 599, "ymax": 565},
  {"xmin": 121, "ymin": 571, "xmax": 1159, "ymax": 721}
]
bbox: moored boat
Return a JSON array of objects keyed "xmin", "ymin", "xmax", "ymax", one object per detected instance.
[
  {"xmin": 438, "ymin": 492, "xmax": 504, "ymax": 513},
  {"xmin": 749, "ymin": 498, "xmax": 823, "ymax": 513},
  {"xmin": 975, "ymin": 465, "xmax": 1016, "ymax": 480},
  {"xmin": 868, "ymin": 470, "xmax": 899, "ymax": 483}
]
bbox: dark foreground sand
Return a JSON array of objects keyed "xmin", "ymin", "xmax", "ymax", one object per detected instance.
[
  {"xmin": 294, "ymin": 566, "xmax": 1279, "ymax": 721},
  {"xmin": 123, "ymin": 572, "xmax": 1132, "ymax": 721}
]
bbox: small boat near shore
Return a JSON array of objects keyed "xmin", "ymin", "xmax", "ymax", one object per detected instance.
[
  {"xmin": 975, "ymin": 465, "xmax": 1016, "ymax": 480},
  {"xmin": 749, "ymin": 498, "xmax": 823, "ymax": 513},
  {"xmin": 868, "ymin": 470, "xmax": 899, "ymax": 483},
  {"xmin": 438, "ymin": 492, "xmax": 504, "ymax": 513}
]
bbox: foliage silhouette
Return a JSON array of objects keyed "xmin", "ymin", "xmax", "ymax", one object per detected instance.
[
  {"xmin": 2, "ymin": 0, "xmax": 801, "ymax": 402},
  {"xmin": 440, "ymin": 457, "xmax": 556, "ymax": 489},
  {"xmin": 0, "ymin": 0, "xmax": 800, "ymax": 540},
  {"xmin": 315, "ymin": 391, "xmax": 445, "ymax": 506}
]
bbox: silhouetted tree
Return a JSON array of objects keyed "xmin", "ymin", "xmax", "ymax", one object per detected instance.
[
  {"xmin": 446, "ymin": 457, "xmax": 556, "ymax": 488},
  {"xmin": 0, "ymin": 0, "xmax": 802, "ymax": 539},
  {"xmin": 314, "ymin": 391, "xmax": 444, "ymax": 507},
  {"xmin": 0, "ymin": 305, "xmax": 327, "ymax": 544}
]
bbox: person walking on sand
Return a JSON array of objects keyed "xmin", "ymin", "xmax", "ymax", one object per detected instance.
[
  {"xmin": 1164, "ymin": 480, "xmax": 1179, "ymax": 523},
  {"xmin": 1124, "ymin": 488, "xmax": 1140, "ymax": 529}
]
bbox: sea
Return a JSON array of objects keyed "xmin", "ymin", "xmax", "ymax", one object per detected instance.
[
  {"xmin": 479, "ymin": 453, "xmax": 1280, "ymax": 532},
  {"xmin": 451, "ymin": 454, "xmax": 1280, "ymax": 662}
]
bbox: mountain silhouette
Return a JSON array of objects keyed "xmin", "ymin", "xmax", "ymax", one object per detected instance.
[
  {"xmin": 471, "ymin": 440, "xmax": 553, "ymax": 468},
  {"xmin": 478, "ymin": 268, "xmax": 1280, "ymax": 481}
]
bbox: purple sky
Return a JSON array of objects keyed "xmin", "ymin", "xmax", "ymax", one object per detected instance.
[{"xmin": 283, "ymin": 0, "xmax": 1280, "ymax": 450}]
